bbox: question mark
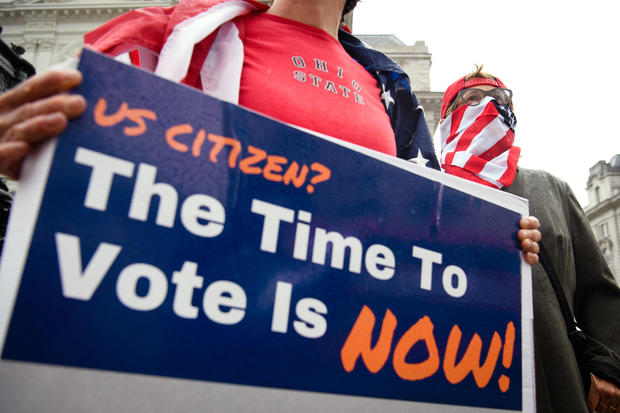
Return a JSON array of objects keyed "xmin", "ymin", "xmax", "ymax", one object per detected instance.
[{"xmin": 306, "ymin": 162, "xmax": 331, "ymax": 193}]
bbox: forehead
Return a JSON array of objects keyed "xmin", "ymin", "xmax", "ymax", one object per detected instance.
[{"xmin": 464, "ymin": 85, "xmax": 496, "ymax": 92}]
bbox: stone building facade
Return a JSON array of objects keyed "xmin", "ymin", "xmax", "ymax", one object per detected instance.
[
  {"xmin": 0, "ymin": 0, "xmax": 442, "ymax": 131},
  {"xmin": 584, "ymin": 154, "xmax": 620, "ymax": 283},
  {"xmin": 0, "ymin": 1, "xmax": 181, "ymax": 71},
  {"xmin": 356, "ymin": 34, "xmax": 442, "ymax": 134}
]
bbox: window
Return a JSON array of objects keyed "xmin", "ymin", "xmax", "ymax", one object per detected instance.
[
  {"xmin": 600, "ymin": 223, "xmax": 610, "ymax": 238},
  {"xmin": 603, "ymin": 248, "xmax": 613, "ymax": 267},
  {"xmin": 595, "ymin": 187, "xmax": 601, "ymax": 203}
]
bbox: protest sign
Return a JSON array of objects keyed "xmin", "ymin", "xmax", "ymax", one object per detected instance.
[{"xmin": 0, "ymin": 50, "xmax": 533, "ymax": 412}]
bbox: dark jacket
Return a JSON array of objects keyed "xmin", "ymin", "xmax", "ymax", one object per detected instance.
[{"xmin": 504, "ymin": 168, "xmax": 620, "ymax": 412}]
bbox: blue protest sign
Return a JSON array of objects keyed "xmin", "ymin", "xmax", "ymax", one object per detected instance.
[{"xmin": 0, "ymin": 50, "xmax": 533, "ymax": 412}]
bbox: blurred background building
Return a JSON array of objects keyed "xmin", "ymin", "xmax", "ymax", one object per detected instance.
[
  {"xmin": 585, "ymin": 154, "xmax": 620, "ymax": 283},
  {"xmin": 0, "ymin": 1, "xmax": 175, "ymax": 71}
]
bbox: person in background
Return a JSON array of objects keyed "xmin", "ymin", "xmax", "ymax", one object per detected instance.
[{"xmin": 438, "ymin": 65, "xmax": 620, "ymax": 413}]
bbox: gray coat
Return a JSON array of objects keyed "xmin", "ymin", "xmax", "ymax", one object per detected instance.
[{"xmin": 504, "ymin": 168, "xmax": 620, "ymax": 412}]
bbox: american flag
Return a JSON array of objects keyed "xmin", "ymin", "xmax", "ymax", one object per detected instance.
[
  {"xmin": 339, "ymin": 30, "xmax": 439, "ymax": 169},
  {"xmin": 439, "ymin": 96, "xmax": 520, "ymax": 189}
]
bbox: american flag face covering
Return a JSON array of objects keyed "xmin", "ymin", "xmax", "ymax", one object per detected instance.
[{"xmin": 439, "ymin": 96, "xmax": 520, "ymax": 189}]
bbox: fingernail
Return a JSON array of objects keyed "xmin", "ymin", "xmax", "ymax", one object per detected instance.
[{"xmin": 65, "ymin": 95, "xmax": 85, "ymax": 113}]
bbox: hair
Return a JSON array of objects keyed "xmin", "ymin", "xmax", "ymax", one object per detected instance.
[
  {"xmin": 446, "ymin": 64, "xmax": 513, "ymax": 116},
  {"xmin": 464, "ymin": 64, "xmax": 496, "ymax": 82},
  {"xmin": 343, "ymin": 0, "xmax": 359, "ymax": 15}
]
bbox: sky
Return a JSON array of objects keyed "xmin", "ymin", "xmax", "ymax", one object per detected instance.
[{"xmin": 353, "ymin": 0, "xmax": 620, "ymax": 207}]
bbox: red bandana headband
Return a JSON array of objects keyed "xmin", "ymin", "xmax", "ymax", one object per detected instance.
[{"xmin": 440, "ymin": 76, "xmax": 507, "ymax": 119}]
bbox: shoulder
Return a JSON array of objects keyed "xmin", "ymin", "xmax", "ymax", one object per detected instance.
[
  {"xmin": 507, "ymin": 168, "xmax": 575, "ymax": 219},
  {"xmin": 515, "ymin": 167, "xmax": 570, "ymax": 193}
]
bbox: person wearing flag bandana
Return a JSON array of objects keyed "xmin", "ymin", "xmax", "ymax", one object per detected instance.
[{"xmin": 439, "ymin": 66, "xmax": 620, "ymax": 413}]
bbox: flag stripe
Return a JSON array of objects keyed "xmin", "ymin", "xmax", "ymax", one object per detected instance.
[
  {"xmin": 478, "ymin": 129, "xmax": 514, "ymax": 161},
  {"xmin": 439, "ymin": 96, "xmax": 519, "ymax": 189},
  {"xmin": 454, "ymin": 103, "xmax": 498, "ymax": 153}
]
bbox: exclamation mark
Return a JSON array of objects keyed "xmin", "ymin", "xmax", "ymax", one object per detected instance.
[{"xmin": 498, "ymin": 321, "xmax": 515, "ymax": 392}]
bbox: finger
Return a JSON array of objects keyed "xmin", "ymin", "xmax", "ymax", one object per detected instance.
[
  {"xmin": 520, "ymin": 216, "xmax": 540, "ymax": 230},
  {"xmin": 0, "ymin": 69, "xmax": 82, "ymax": 110},
  {"xmin": 0, "ymin": 94, "xmax": 85, "ymax": 138},
  {"xmin": 612, "ymin": 389, "xmax": 620, "ymax": 411},
  {"xmin": 518, "ymin": 229, "xmax": 542, "ymax": 242},
  {"xmin": 0, "ymin": 141, "xmax": 30, "ymax": 179},
  {"xmin": 524, "ymin": 251, "xmax": 539, "ymax": 265},
  {"xmin": 598, "ymin": 380, "xmax": 618, "ymax": 412},
  {"xmin": 588, "ymin": 377, "xmax": 600, "ymax": 412},
  {"xmin": 521, "ymin": 238, "xmax": 540, "ymax": 254},
  {"xmin": 520, "ymin": 235, "xmax": 540, "ymax": 265},
  {"xmin": 600, "ymin": 395, "xmax": 612, "ymax": 413},
  {"xmin": 2, "ymin": 112, "xmax": 68, "ymax": 146}
]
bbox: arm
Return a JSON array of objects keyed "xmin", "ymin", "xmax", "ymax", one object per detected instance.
[
  {"xmin": 563, "ymin": 183, "xmax": 620, "ymax": 411},
  {"xmin": 568, "ymin": 184, "xmax": 620, "ymax": 352}
]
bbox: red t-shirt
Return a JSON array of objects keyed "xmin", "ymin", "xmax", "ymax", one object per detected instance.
[{"xmin": 236, "ymin": 13, "xmax": 396, "ymax": 156}]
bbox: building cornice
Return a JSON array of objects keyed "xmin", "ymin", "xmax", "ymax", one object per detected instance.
[
  {"xmin": 416, "ymin": 91, "xmax": 443, "ymax": 98},
  {"xmin": 381, "ymin": 51, "xmax": 432, "ymax": 59},
  {"xmin": 0, "ymin": 1, "xmax": 176, "ymax": 19},
  {"xmin": 585, "ymin": 193, "xmax": 620, "ymax": 220},
  {"xmin": 587, "ymin": 170, "xmax": 620, "ymax": 188}
]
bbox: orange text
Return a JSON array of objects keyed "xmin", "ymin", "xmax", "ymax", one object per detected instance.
[
  {"xmin": 340, "ymin": 305, "xmax": 515, "ymax": 392},
  {"xmin": 165, "ymin": 125, "xmax": 331, "ymax": 194},
  {"xmin": 93, "ymin": 98, "xmax": 157, "ymax": 136},
  {"xmin": 92, "ymin": 98, "xmax": 332, "ymax": 193}
]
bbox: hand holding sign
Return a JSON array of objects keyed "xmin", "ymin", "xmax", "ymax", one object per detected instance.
[{"xmin": 0, "ymin": 69, "xmax": 85, "ymax": 178}]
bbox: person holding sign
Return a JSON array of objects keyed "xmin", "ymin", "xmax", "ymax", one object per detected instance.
[
  {"xmin": 438, "ymin": 66, "xmax": 620, "ymax": 413},
  {"xmin": 0, "ymin": 0, "xmax": 539, "ymax": 260}
]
